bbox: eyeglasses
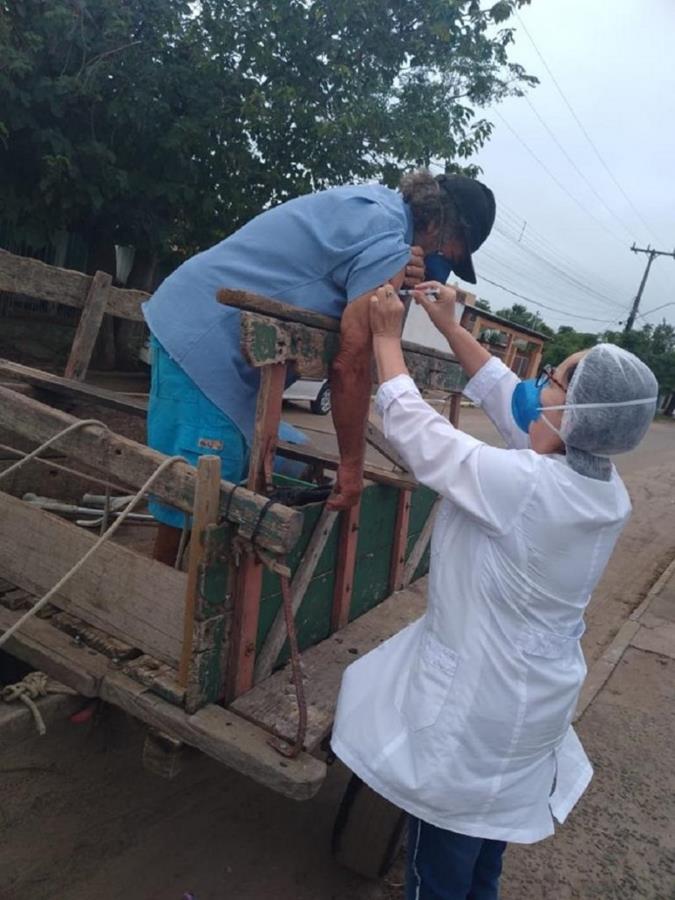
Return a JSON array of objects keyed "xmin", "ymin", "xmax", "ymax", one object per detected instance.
[{"xmin": 536, "ymin": 364, "xmax": 567, "ymax": 393}]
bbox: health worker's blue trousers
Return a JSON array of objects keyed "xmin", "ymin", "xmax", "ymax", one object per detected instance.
[{"xmin": 406, "ymin": 817, "xmax": 507, "ymax": 900}]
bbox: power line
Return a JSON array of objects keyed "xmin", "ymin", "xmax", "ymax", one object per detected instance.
[
  {"xmin": 428, "ymin": 157, "xmax": 640, "ymax": 319},
  {"xmin": 640, "ymin": 301, "xmax": 675, "ymax": 318},
  {"xmin": 516, "ymin": 11, "xmax": 663, "ymax": 245},
  {"xmin": 521, "ymin": 94, "xmax": 635, "ymax": 240},
  {"xmin": 480, "ymin": 244, "xmax": 627, "ymax": 318},
  {"xmin": 495, "ymin": 201, "xmax": 632, "ymax": 300},
  {"xmin": 476, "ymin": 272, "xmax": 626, "ymax": 325},
  {"xmin": 490, "ymin": 215, "xmax": 631, "ymax": 312},
  {"xmin": 430, "ymin": 156, "xmax": 627, "ymax": 296},
  {"xmin": 492, "ymin": 222, "xmax": 629, "ymax": 313},
  {"xmin": 494, "ymin": 110, "xmax": 626, "ymax": 245}
]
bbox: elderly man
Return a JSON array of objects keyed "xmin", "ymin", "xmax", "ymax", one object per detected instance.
[{"xmin": 142, "ymin": 171, "xmax": 495, "ymax": 563}]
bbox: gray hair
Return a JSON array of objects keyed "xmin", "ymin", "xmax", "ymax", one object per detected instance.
[{"xmin": 399, "ymin": 170, "xmax": 461, "ymax": 241}]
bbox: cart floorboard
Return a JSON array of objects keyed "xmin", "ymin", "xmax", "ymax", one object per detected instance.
[{"xmin": 232, "ymin": 578, "xmax": 427, "ymax": 750}]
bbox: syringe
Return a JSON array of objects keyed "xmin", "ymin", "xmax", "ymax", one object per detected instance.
[{"xmin": 398, "ymin": 288, "xmax": 440, "ymax": 301}]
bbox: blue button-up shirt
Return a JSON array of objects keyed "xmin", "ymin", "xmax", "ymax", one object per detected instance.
[{"xmin": 143, "ymin": 184, "xmax": 414, "ymax": 440}]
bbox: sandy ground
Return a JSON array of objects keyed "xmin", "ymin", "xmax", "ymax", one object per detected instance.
[{"xmin": 1, "ymin": 406, "xmax": 674, "ymax": 900}]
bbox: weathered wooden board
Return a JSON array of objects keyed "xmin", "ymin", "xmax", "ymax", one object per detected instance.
[
  {"xmin": 241, "ymin": 312, "xmax": 340, "ymax": 377},
  {"xmin": 332, "ymin": 501, "xmax": 361, "ymax": 632},
  {"xmin": 403, "ymin": 497, "xmax": 441, "ymax": 587},
  {"xmin": 0, "ymin": 359, "xmax": 148, "ymax": 416},
  {"xmin": 239, "ymin": 311, "xmax": 464, "ymax": 391},
  {"xmin": 276, "ymin": 440, "xmax": 417, "ymax": 490},
  {"xmin": 254, "ymin": 507, "xmax": 339, "ymax": 683},
  {"xmin": 232, "ymin": 578, "xmax": 428, "ymax": 751},
  {"xmin": 0, "ymin": 386, "xmax": 303, "ymax": 555},
  {"xmin": 254, "ymin": 482, "xmax": 437, "ymax": 667},
  {"xmin": 365, "ymin": 420, "xmax": 409, "ymax": 471},
  {"xmin": 101, "ymin": 670, "xmax": 326, "ymax": 800},
  {"xmin": 219, "ymin": 288, "xmax": 341, "ymax": 332},
  {"xmin": 64, "ymin": 270, "xmax": 113, "ymax": 381},
  {"xmin": 0, "ymin": 491, "xmax": 186, "ymax": 665},
  {"xmin": 0, "ymin": 248, "xmax": 147, "ymax": 321},
  {"xmin": 179, "ymin": 456, "xmax": 221, "ymax": 687},
  {"xmin": 0, "ymin": 603, "xmax": 325, "ymax": 799},
  {"xmin": 0, "ymin": 604, "xmax": 109, "ymax": 696}
]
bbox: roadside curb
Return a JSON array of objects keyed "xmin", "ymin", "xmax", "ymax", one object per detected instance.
[{"xmin": 575, "ymin": 554, "xmax": 675, "ymax": 721}]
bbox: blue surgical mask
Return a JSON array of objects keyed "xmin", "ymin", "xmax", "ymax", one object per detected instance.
[
  {"xmin": 511, "ymin": 379, "xmax": 544, "ymax": 433},
  {"xmin": 424, "ymin": 253, "xmax": 453, "ymax": 284},
  {"xmin": 512, "ymin": 379, "xmax": 566, "ymax": 439}
]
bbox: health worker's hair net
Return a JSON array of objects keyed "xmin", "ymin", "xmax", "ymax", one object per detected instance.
[{"xmin": 558, "ymin": 344, "xmax": 658, "ymax": 480}]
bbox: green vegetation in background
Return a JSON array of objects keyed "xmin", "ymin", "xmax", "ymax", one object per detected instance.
[
  {"xmin": 0, "ymin": 0, "xmax": 535, "ymax": 282},
  {"xmin": 493, "ymin": 303, "xmax": 675, "ymax": 410}
]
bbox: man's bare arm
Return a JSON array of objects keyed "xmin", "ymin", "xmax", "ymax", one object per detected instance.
[{"xmin": 328, "ymin": 268, "xmax": 405, "ymax": 510}]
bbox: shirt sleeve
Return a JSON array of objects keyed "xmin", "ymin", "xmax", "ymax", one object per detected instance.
[
  {"xmin": 463, "ymin": 356, "xmax": 531, "ymax": 450},
  {"xmin": 375, "ymin": 374, "xmax": 540, "ymax": 535},
  {"xmin": 331, "ymin": 207, "xmax": 411, "ymax": 301}
]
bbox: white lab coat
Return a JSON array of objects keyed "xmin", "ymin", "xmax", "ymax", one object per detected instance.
[{"xmin": 332, "ymin": 357, "xmax": 631, "ymax": 843}]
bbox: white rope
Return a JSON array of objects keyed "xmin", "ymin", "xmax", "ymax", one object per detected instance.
[
  {"xmin": 0, "ymin": 454, "xmax": 186, "ymax": 650},
  {"xmin": 1, "ymin": 671, "xmax": 77, "ymax": 736},
  {"xmin": 0, "ymin": 419, "xmax": 108, "ymax": 483}
]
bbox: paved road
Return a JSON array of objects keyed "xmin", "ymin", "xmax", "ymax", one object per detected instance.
[{"xmin": 1, "ymin": 408, "xmax": 674, "ymax": 900}]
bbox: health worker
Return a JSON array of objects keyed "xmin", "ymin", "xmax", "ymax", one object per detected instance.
[{"xmin": 332, "ymin": 281, "xmax": 658, "ymax": 900}]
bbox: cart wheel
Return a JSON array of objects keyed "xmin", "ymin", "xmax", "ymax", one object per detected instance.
[
  {"xmin": 332, "ymin": 775, "xmax": 406, "ymax": 879},
  {"xmin": 310, "ymin": 382, "xmax": 331, "ymax": 415}
]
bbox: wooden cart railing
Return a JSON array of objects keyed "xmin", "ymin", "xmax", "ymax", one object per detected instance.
[{"xmin": 0, "ymin": 249, "xmax": 465, "ymax": 796}]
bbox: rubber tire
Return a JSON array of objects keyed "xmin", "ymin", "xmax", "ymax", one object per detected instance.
[
  {"xmin": 310, "ymin": 382, "xmax": 331, "ymax": 415},
  {"xmin": 332, "ymin": 774, "xmax": 406, "ymax": 880}
]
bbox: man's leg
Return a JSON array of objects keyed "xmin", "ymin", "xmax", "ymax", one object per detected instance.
[
  {"xmin": 147, "ymin": 336, "xmax": 247, "ymax": 565},
  {"xmin": 406, "ymin": 817, "xmax": 484, "ymax": 900},
  {"xmin": 153, "ymin": 523, "xmax": 183, "ymax": 566}
]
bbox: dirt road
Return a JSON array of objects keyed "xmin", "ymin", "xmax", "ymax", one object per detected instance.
[{"xmin": 1, "ymin": 410, "xmax": 674, "ymax": 900}]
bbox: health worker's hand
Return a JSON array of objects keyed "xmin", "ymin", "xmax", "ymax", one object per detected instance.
[
  {"xmin": 414, "ymin": 281, "xmax": 458, "ymax": 338},
  {"xmin": 369, "ymin": 285, "xmax": 405, "ymax": 338},
  {"xmin": 403, "ymin": 245, "xmax": 425, "ymax": 288}
]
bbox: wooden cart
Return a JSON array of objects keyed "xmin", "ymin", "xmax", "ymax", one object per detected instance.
[{"xmin": 0, "ymin": 249, "xmax": 464, "ymax": 876}]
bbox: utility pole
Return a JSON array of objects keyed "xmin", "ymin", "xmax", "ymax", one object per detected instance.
[{"xmin": 624, "ymin": 243, "xmax": 675, "ymax": 333}]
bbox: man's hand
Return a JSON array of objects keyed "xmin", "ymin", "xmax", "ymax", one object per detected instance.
[
  {"xmin": 327, "ymin": 464, "xmax": 363, "ymax": 510},
  {"xmin": 403, "ymin": 245, "xmax": 425, "ymax": 289}
]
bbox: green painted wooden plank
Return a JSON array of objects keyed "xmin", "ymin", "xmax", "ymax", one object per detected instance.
[{"xmin": 251, "ymin": 477, "xmax": 437, "ymax": 672}]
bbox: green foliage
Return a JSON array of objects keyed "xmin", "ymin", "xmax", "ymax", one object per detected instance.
[
  {"xmin": 494, "ymin": 303, "xmax": 554, "ymax": 336},
  {"xmin": 540, "ymin": 317, "xmax": 675, "ymax": 401},
  {"xmin": 543, "ymin": 326, "xmax": 598, "ymax": 367},
  {"xmin": 474, "ymin": 297, "xmax": 491, "ymax": 311},
  {"xmin": 601, "ymin": 322, "xmax": 675, "ymax": 396},
  {"xmin": 0, "ymin": 0, "xmax": 535, "ymax": 263}
]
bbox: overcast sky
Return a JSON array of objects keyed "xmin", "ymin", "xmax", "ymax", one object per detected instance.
[{"xmin": 453, "ymin": 0, "xmax": 675, "ymax": 333}]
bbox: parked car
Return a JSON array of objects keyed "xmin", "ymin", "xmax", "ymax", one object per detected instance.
[{"xmin": 283, "ymin": 378, "xmax": 332, "ymax": 415}]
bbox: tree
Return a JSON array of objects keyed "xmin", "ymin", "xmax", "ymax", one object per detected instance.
[
  {"xmin": 494, "ymin": 303, "xmax": 554, "ymax": 337},
  {"xmin": 1, "ymin": 0, "xmax": 536, "ymax": 278},
  {"xmin": 474, "ymin": 297, "xmax": 491, "ymax": 311},
  {"xmin": 543, "ymin": 326, "xmax": 597, "ymax": 367},
  {"xmin": 601, "ymin": 322, "xmax": 675, "ymax": 412}
]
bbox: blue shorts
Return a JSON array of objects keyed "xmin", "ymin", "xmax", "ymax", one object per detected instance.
[{"xmin": 147, "ymin": 337, "xmax": 308, "ymax": 527}]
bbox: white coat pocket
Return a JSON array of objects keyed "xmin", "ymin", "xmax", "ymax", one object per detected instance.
[{"xmin": 401, "ymin": 631, "xmax": 458, "ymax": 731}]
